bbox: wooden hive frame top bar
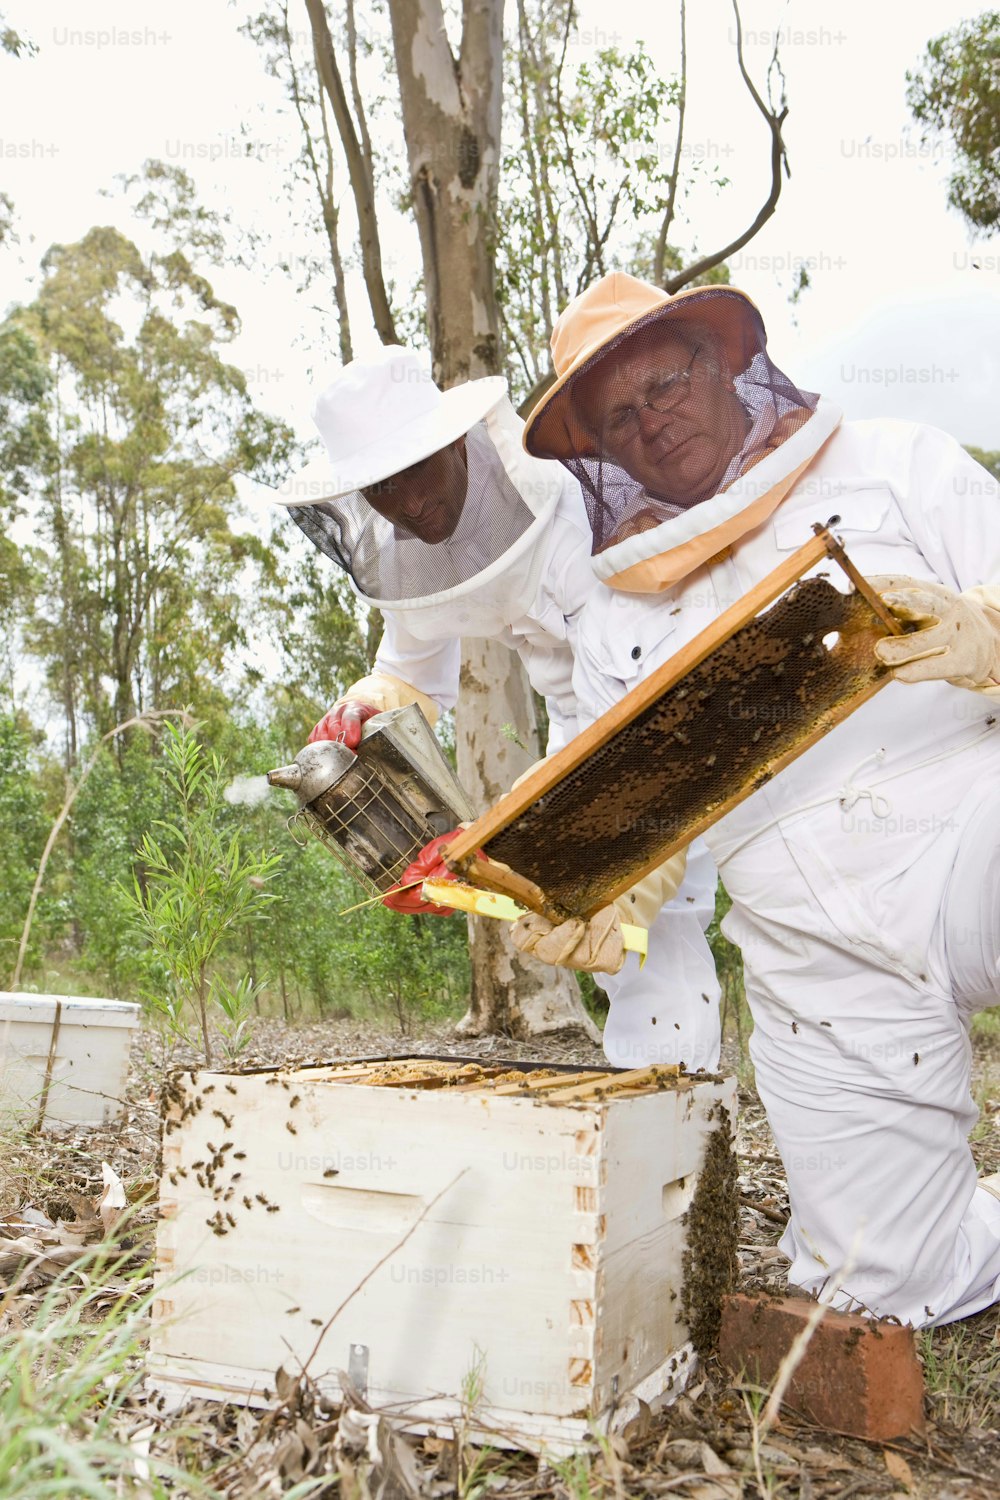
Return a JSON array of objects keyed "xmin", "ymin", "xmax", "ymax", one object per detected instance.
[{"xmin": 195, "ymin": 1058, "xmax": 697, "ymax": 1103}]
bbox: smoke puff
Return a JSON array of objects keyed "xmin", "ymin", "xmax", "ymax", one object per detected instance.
[{"xmin": 224, "ymin": 775, "xmax": 272, "ymax": 808}]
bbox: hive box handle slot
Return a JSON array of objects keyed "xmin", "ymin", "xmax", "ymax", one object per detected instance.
[
  {"xmin": 301, "ymin": 1183, "xmax": 425, "ymax": 1235},
  {"xmin": 661, "ymin": 1176, "xmax": 696, "ymax": 1219}
]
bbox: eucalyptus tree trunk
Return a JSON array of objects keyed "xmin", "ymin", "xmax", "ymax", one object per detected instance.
[
  {"xmin": 453, "ymin": 639, "xmax": 599, "ymax": 1040},
  {"xmin": 388, "ymin": 0, "xmax": 597, "ymax": 1040}
]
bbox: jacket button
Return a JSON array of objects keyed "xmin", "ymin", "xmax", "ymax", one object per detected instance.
[{"xmin": 630, "ymin": 645, "xmax": 642, "ymax": 660}]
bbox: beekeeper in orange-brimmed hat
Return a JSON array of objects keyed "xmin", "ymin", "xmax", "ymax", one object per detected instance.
[{"xmin": 519, "ymin": 271, "xmax": 1000, "ymax": 1329}]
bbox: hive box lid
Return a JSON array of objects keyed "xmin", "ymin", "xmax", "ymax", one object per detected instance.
[{"xmin": 0, "ymin": 992, "xmax": 141, "ymax": 1029}]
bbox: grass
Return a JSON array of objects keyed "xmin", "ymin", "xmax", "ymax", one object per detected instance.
[
  {"xmin": 0, "ymin": 1249, "xmax": 208, "ymax": 1499},
  {"xmin": 919, "ymin": 1304, "xmax": 1000, "ymax": 1432},
  {"xmin": 547, "ymin": 1450, "xmax": 606, "ymax": 1500}
]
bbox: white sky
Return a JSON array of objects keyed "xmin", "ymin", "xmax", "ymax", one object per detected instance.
[{"xmin": 1, "ymin": 0, "xmax": 998, "ymax": 460}]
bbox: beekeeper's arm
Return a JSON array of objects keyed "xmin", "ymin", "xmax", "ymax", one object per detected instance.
[{"xmin": 309, "ymin": 613, "xmax": 460, "ymax": 749}]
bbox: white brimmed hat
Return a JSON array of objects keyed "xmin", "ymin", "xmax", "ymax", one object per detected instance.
[{"xmin": 272, "ymin": 345, "xmax": 507, "ymax": 507}]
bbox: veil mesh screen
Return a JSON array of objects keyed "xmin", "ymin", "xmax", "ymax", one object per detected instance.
[{"xmin": 286, "ymin": 423, "xmax": 534, "ymax": 603}]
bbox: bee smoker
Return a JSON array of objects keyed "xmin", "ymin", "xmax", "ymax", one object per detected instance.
[{"xmin": 266, "ymin": 704, "xmax": 476, "ymax": 898}]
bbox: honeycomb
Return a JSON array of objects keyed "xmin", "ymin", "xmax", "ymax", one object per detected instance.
[{"xmin": 476, "ymin": 575, "xmax": 892, "ymax": 917}]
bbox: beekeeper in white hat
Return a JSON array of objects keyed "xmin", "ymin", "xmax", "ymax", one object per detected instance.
[
  {"xmin": 270, "ymin": 343, "xmax": 722, "ymax": 1071},
  {"xmin": 519, "ymin": 270, "xmax": 1000, "ymax": 1328}
]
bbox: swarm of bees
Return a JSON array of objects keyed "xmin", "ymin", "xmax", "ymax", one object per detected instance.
[{"xmin": 160, "ymin": 1069, "xmax": 303, "ymax": 1238}]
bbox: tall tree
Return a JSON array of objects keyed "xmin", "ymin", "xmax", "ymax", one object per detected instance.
[
  {"xmin": 502, "ymin": 0, "xmax": 788, "ymax": 406},
  {"xmin": 907, "ymin": 10, "xmax": 1000, "ymax": 235},
  {"xmin": 303, "ymin": 0, "xmax": 401, "ymax": 345},
  {"xmin": 383, "ymin": 0, "xmax": 595, "ymax": 1038},
  {"xmin": 0, "ymin": 326, "xmax": 52, "ymax": 708},
  {"xmin": 7, "ymin": 215, "xmax": 295, "ymax": 761},
  {"xmin": 240, "ymin": 1, "xmax": 356, "ymax": 362}
]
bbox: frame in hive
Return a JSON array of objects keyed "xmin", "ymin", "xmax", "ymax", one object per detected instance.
[{"xmin": 443, "ymin": 526, "xmax": 903, "ymax": 920}]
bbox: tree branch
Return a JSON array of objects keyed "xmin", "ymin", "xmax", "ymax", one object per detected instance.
[
  {"xmin": 654, "ymin": 0, "xmax": 687, "ymax": 285},
  {"xmin": 552, "ymin": 3, "xmax": 604, "ymax": 273},
  {"xmin": 283, "ymin": 0, "xmax": 352, "ymax": 362},
  {"xmin": 303, "ymin": 0, "xmax": 399, "ymax": 344},
  {"xmin": 345, "ymin": 0, "xmax": 376, "ymax": 196},
  {"xmin": 664, "ymin": 0, "xmax": 789, "ymax": 294}
]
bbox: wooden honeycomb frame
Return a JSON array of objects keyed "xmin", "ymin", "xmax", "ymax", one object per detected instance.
[{"xmin": 444, "ymin": 527, "xmax": 902, "ymax": 921}]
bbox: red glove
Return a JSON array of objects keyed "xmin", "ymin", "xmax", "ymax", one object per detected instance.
[
  {"xmin": 308, "ymin": 700, "xmax": 379, "ymax": 752},
  {"xmin": 382, "ymin": 832, "xmax": 461, "ymax": 917}
]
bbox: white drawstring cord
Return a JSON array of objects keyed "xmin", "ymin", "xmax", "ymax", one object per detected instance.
[{"xmin": 838, "ymin": 748, "xmax": 890, "ymax": 817}]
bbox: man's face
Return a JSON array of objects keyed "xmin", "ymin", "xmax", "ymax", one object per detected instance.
[
  {"xmin": 575, "ymin": 326, "xmax": 749, "ymax": 507},
  {"xmin": 361, "ymin": 437, "xmax": 468, "ymax": 543}
]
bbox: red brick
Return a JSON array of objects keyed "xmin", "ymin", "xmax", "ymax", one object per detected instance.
[{"xmin": 717, "ymin": 1293, "xmax": 926, "ymax": 1442}]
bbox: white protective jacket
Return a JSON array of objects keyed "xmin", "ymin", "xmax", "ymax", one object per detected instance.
[{"xmin": 571, "ymin": 416, "xmax": 1000, "ymax": 1324}]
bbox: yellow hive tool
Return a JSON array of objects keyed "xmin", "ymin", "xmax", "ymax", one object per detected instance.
[{"xmin": 421, "ymin": 879, "xmax": 648, "ymax": 966}]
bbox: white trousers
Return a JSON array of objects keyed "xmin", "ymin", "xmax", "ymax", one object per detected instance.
[
  {"xmin": 721, "ymin": 789, "xmax": 1000, "ymax": 1327},
  {"xmin": 601, "ymin": 838, "xmax": 722, "ymax": 1072}
]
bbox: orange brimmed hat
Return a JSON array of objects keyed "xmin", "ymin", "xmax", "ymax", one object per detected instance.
[{"xmin": 523, "ymin": 272, "xmax": 764, "ymax": 461}]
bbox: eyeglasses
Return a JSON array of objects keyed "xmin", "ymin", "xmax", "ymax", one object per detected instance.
[{"xmin": 602, "ymin": 346, "xmax": 702, "ymax": 443}]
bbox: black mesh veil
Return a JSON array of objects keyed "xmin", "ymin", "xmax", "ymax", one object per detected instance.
[
  {"xmin": 286, "ymin": 421, "xmax": 536, "ymax": 606},
  {"xmin": 530, "ymin": 289, "xmax": 819, "ymax": 554}
]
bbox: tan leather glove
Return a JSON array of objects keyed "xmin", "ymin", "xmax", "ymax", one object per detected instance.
[
  {"xmin": 341, "ymin": 671, "xmax": 441, "ymax": 725},
  {"xmin": 511, "ymin": 906, "xmax": 626, "ymax": 975},
  {"xmin": 612, "ymin": 850, "xmax": 687, "ymax": 929},
  {"xmin": 871, "ymin": 576, "xmax": 1000, "ymax": 692}
]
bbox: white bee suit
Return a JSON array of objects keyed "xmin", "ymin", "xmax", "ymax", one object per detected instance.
[
  {"xmin": 366, "ymin": 403, "xmax": 722, "ymax": 1070},
  {"xmin": 570, "ymin": 414, "xmax": 1000, "ymax": 1325}
]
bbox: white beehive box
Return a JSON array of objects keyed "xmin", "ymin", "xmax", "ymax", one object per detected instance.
[
  {"xmin": 0, "ymin": 992, "xmax": 140, "ymax": 1129},
  {"xmin": 149, "ymin": 1058, "xmax": 737, "ymax": 1453}
]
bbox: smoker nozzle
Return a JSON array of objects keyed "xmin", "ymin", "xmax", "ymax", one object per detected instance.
[{"xmin": 266, "ymin": 763, "xmax": 303, "ymax": 792}]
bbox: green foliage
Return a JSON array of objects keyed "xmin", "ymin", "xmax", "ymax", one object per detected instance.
[
  {"xmin": 231, "ymin": 777, "xmax": 470, "ymax": 1031},
  {"xmin": 325, "ymin": 897, "xmax": 469, "ymax": 1034},
  {"xmin": 0, "ymin": 324, "xmax": 53, "ymax": 513},
  {"xmin": 126, "ymin": 725, "xmax": 280, "ymax": 1062},
  {"xmin": 0, "ymin": 14, "xmax": 36, "ymax": 59},
  {"xmin": 69, "ymin": 736, "xmax": 176, "ymax": 994},
  {"xmin": 966, "ymin": 445, "xmax": 1000, "ymax": 482},
  {"xmin": 116, "ymin": 159, "xmax": 229, "ymax": 262},
  {"xmin": 0, "ymin": 702, "xmax": 471, "ymax": 1027},
  {"xmin": 0, "ymin": 1251, "xmax": 206, "ymax": 1498},
  {"xmin": 907, "ymin": 11, "xmax": 1000, "ymax": 233},
  {"xmin": 4, "ymin": 185, "xmax": 298, "ymax": 748},
  {"xmin": 498, "ymin": 10, "xmax": 731, "ymax": 399},
  {"xmin": 262, "ymin": 535, "xmax": 375, "ymax": 745},
  {"xmin": 0, "ymin": 715, "xmax": 61, "ymax": 983}
]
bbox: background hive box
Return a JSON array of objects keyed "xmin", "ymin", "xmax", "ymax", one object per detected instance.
[
  {"xmin": 0, "ymin": 992, "xmax": 140, "ymax": 1129},
  {"xmin": 149, "ymin": 1058, "xmax": 737, "ymax": 1453}
]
